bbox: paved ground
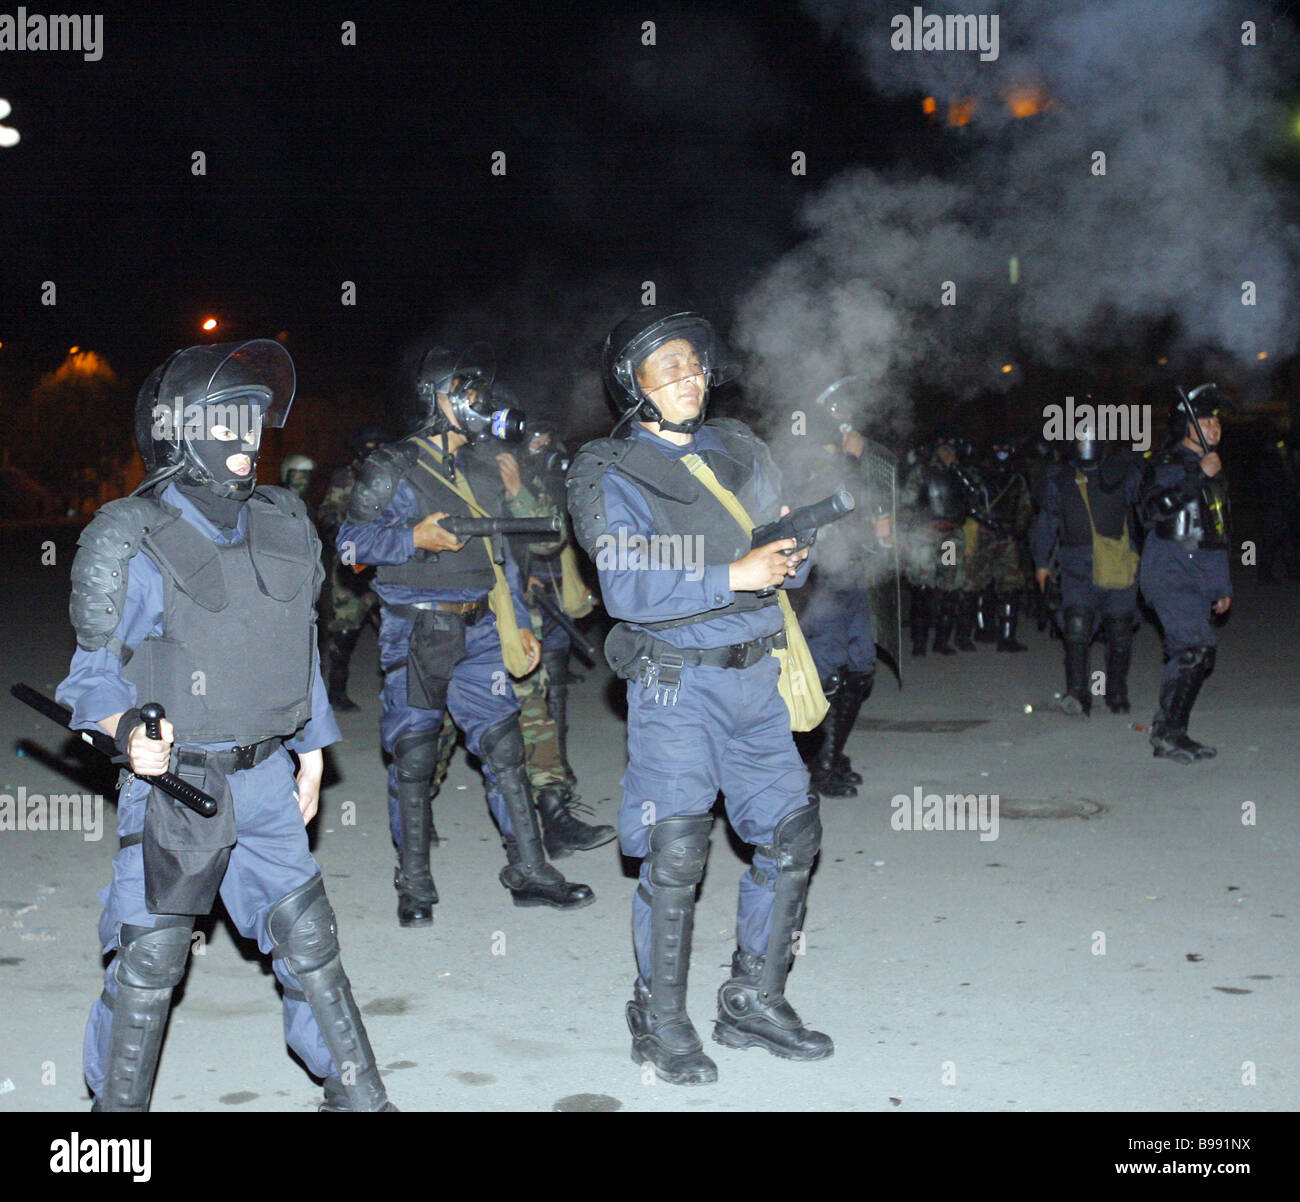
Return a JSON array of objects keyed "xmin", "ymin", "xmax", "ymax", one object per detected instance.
[{"xmin": 1, "ymin": 523, "xmax": 1296, "ymax": 1112}]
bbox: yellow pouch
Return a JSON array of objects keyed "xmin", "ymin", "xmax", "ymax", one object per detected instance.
[
  {"xmin": 559, "ymin": 545, "xmax": 595, "ymax": 619},
  {"xmin": 413, "ymin": 439, "xmax": 532, "ymax": 677},
  {"xmin": 681, "ymin": 454, "xmax": 829, "ymax": 731},
  {"xmin": 1075, "ymin": 471, "xmax": 1138, "ymax": 590}
]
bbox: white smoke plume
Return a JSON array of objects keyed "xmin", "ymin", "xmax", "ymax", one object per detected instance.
[{"xmin": 736, "ymin": 0, "xmax": 1299, "ymax": 428}]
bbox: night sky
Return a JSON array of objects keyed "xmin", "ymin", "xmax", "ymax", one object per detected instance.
[
  {"xmin": 1, "ymin": 0, "xmax": 1296, "ymax": 460},
  {"xmin": 0, "ymin": 1, "xmax": 910, "ymax": 421}
]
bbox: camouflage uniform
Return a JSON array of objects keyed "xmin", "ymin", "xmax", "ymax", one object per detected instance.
[
  {"xmin": 317, "ymin": 460, "xmax": 382, "ymax": 708},
  {"xmin": 902, "ymin": 449, "xmax": 981, "ymax": 653},
  {"xmin": 421, "ymin": 446, "xmax": 613, "ymax": 857},
  {"xmin": 967, "ymin": 469, "xmax": 1033, "ymax": 593}
]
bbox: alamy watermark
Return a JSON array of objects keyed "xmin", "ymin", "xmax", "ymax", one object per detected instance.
[
  {"xmin": 0, "ymin": 787, "xmax": 103, "ymax": 840},
  {"xmin": 890, "ymin": 786, "xmax": 999, "ymax": 841},
  {"xmin": 891, "ymin": 7, "xmax": 999, "ymax": 62},
  {"xmin": 594, "ymin": 529, "xmax": 706, "ymax": 582},
  {"xmin": 1043, "ymin": 396, "xmax": 1151, "ymax": 453},
  {"xmin": 0, "ymin": 9, "xmax": 102, "ymax": 61},
  {"xmin": 152, "ymin": 399, "xmax": 262, "ymax": 444}
]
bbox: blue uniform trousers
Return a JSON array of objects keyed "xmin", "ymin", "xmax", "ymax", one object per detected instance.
[
  {"xmin": 378, "ymin": 607, "xmax": 522, "ymax": 843},
  {"xmin": 84, "ymin": 749, "xmax": 333, "ymax": 1098},
  {"xmin": 618, "ymin": 655, "xmax": 809, "ymax": 986}
]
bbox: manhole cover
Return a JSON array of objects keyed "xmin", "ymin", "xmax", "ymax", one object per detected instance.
[
  {"xmin": 553, "ymin": 1093, "xmax": 623, "ymax": 1112},
  {"xmin": 998, "ymin": 797, "xmax": 1103, "ymax": 819},
  {"xmin": 857, "ymin": 719, "xmax": 989, "ymax": 733}
]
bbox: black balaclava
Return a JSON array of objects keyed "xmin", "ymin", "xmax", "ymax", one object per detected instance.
[{"xmin": 176, "ymin": 396, "xmax": 265, "ymax": 531}]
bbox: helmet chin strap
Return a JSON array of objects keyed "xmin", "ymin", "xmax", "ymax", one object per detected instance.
[{"xmin": 639, "ymin": 389, "xmax": 710, "ymax": 435}]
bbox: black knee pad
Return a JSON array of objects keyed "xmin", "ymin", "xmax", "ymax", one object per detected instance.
[
  {"xmin": 115, "ymin": 918, "xmax": 193, "ymax": 991},
  {"xmin": 819, "ymin": 668, "xmax": 844, "ymax": 698},
  {"xmin": 392, "ymin": 731, "xmax": 440, "ymax": 783},
  {"xmin": 646, "ymin": 814, "xmax": 712, "ymax": 889},
  {"xmin": 1063, "ymin": 607, "xmax": 1094, "ymax": 646},
  {"xmin": 479, "ymin": 714, "xmax": 525, "ymax": 771},
  {"xmin": 768, "ymin": 802, "xmax": 822, "ymax": 871},
  {"xmin": 1178, "ymin": 645, "xmax": 1215, "ymax": 673},
  {"xmin": 267, "ymin": 874, "xmax": 339, "ymax": 975}
]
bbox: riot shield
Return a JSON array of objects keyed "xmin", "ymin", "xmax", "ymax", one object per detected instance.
[{"xmin": 859, "ymin": 435, "xmax": 903, "ymax": 688}]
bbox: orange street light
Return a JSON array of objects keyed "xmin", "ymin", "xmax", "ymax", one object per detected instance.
[{"xmin": 202, "ymin": 317, "xmax": 218, "ymax": 332}]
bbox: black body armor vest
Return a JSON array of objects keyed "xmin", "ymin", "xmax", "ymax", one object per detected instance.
[
  {"xmin": 375, "ymin": 438, "xmax": 500, "ymax": 593},
  {"xmin": 1151, "ymin": 450, "xmax": 1231, "ymax": 552},
  {"xmin": 122, "ymin": 491, "xmax": 318, "ymax": 745},
  {"xmin": 1054, "ymin": 464, "xmax": 1131, "ymax": 547}
]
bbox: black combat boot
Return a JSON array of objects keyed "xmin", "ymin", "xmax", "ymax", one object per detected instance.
[
  {"xmin": 996, "ymin": 594, "xmax": 1029, "ymax": 652},
  {"xmin": 542, "ymin": 647, "xmax": 578, "ymax": 788},
  {"xmin": 808, "ymin": 670, "xmax": 856, "ymax": 798},
  {"xmin": 1057, "ymin": 607, "xmax": 1093, "ymax": 717},
  {"xmin": 1102, "ymin": 615, "xmax": 1135, "ymax": 713},
  {"xmin": 535, "ymin": 786, "xmax": 616, "ymax": 857},
  {"xmin": 714, "ymin": 805, "xmax": 833, "ymax": 1061},
  {"xmin": 483, "ymin": 717, "xmax": 595, "ymax": 909},
  {"xmin": 627, "ymin": 814, "xmax": 717, "ymax": 1085},
  {"xmin": 931, "ymin": 591, "xmax": 957, "ymax": 655},
  {"xmin": 1150, "ymin": 646, "xmax": 1217, "ymax": 763},
  {"xmin": 955, "ymin": 592, "xmax": 979, "ymax": 651},
  {"xmin": 392, "ymin": 732, "xmax": 440, "ymax": 928},
  {"xmin": 975, "ymin": 583, "xmax": 999, "ymax": 643},
  {"xmin": 831, "ymin": 669, "xmax": 874, "ymax": 786},
  {"xmin": 909, "ymin": 586, "xmax": 933, "ymax": 656},
  {"xmin": 326, "ymin": 627, "xmax": 362, "ymax": 711}
]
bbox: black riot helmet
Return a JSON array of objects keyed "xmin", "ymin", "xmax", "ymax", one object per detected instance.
[
  {"xmin": 601, "ymin": 307, "xmax": 737, "ymax": 434},
  {"xmin": 1168, "ymin": 382, "xmax": 1229, "ymax": 445},
  {"xmin": 1070, "ymin": 418, "xmax": 1104, "ymax": 464},
  {"xmin": 133, "ymin": 339, "xmax": 295, "ymax": 499},
  {"xmin": 351, "ymin": 423, "xmax": 389, "ymax": 460},
  {"xmin": 411, "ymin": 343, "xmax": 525, "ymax": 442}
]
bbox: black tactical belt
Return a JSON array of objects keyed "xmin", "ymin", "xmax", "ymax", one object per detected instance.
[
  {"xmin": 177, "ymin": 737, "xmax": 282, "ymax": 776},
  {"xmin": 642, "ymin": 629, "xmax": 786, "ymax": 672},
  {"xmin": 390, "ymin": 598, "xmax": 490, "ymax": 625}
]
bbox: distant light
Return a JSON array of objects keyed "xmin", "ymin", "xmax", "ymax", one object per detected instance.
[
  {"xmin": 202, "ymin": 318, "xmax": 218, "ymax": 331},
  {"xmin": 948, "ymin": 98, "xmax": 974, "ymax": 127},
  {"xmin": 0, "ymin": 99, "xmax": 9, "ymax": 120},
  {"xmin": 1009, "ymin": 255, "xmax": 1020, "ymax": 285},
  {"xmin": 69, "ymin": 346, "xmax": 80, "ymax": 354},
  {"xmin": 922, "ymin": 96, "xmax": 936, "ymax": 116},
  {"xmin": 1257, "ymin": 351, "xmax": 1268, "ymax": 360},
  {"xmin": 0, "ymin": 126, "xmax": 16, "ymax": 148},
  {"xmin": 1001, "ymin": 364, "xmax": 1014, "ymax": 374},
  {"xmin": 1156, "ymin": 357, "xmax": 1167, "ymax": 366},
  {"xmin": 275, "ymin": 330, "xmax": 289, "ymax": 343}
]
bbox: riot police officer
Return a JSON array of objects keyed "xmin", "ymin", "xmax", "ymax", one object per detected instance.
[
  {"xmin": 317, "ymin": 425, "xmax": 388, "ymax": 710},
  {"xmin": 1030, "ymin": 424, "xmax": 1143, "ymax": 715},
  {"xmin": 337, "ymin": 346, "xmax": 593, "ymax": 927},
  {"xmin": 902, "ymin": 428, "xmax": 978, "ymax": 655},
  {"xmin": 1139, "ymin": 385, "xmax": 1233, "ymax": 762},
  {"xmin": 795, "ymin": 423, "xmax": 893, "ymax": 798},
  {"xmin": 280, "ymin": 452, "xmax": 317, "ymax": 501},
  {"xmin": 567, "ymin": 307, "xmax": 832, "ymax": 1086},
  {"xmin": 57, "ymin": 340, "xmax": 394, "ymax": 1111},
  {"xmin": 504, "ymin": 410, "xmax": 614, "ymax": 856},
  {"xmin": 970, "ymin": 434, "xmax": 1033, "ymax": 651}
]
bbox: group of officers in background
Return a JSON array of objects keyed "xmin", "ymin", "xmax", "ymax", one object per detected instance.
[
  {"xmin": 899, "ymin": 386, "xmax": 1234, "ymax": 763},
  {"xmin": 56, "ymin": 310, "xmax": 1249, "ymax": 1109}
]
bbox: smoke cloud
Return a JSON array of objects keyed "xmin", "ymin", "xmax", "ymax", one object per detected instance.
[{"xmin": 735, "ymin": 1, "xmax": 1299, "ymax": 428}]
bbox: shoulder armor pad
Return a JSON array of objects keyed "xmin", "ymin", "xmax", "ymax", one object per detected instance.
[
  {"xmin": 252, "ymin": 485, "xmax": 320, "ymax": 557},
  {"xmin": 705, "ymin": 417, "xmax": 773, "ymax": 492},
  {"xmin": 347, "ymin": 442, "xmax": 414, "ymax": 523},
  {"xmin": 565, "ymin": 440, "xmax": 625, "ymax": 557},
  {"xmin": 253, "ymin": 484, "xmax": 307, "ymax": 519},
  {"xmin": 69, "ymin": 496, "xmax": 165, "ymax": 651}
]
